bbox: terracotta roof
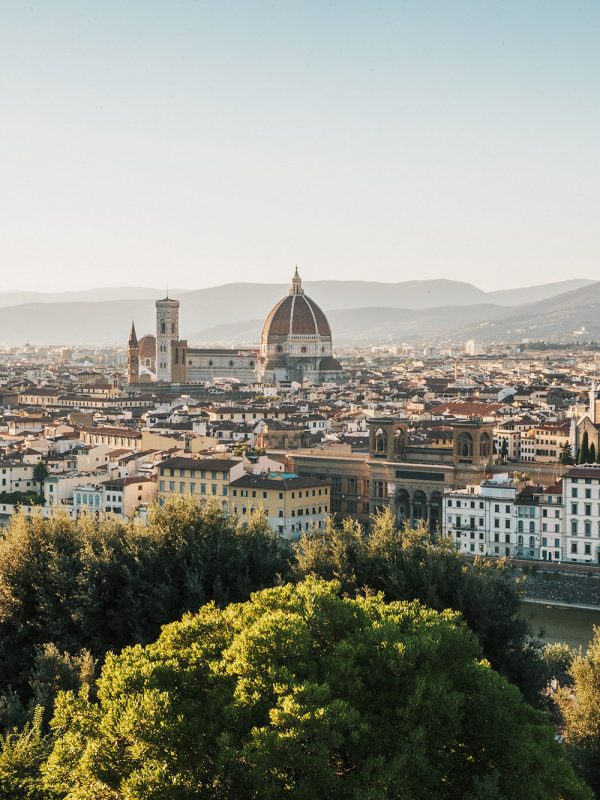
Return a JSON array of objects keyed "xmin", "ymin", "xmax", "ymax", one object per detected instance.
[
  {"xmin": 138, "ymin": 335, "xmax": 156, "ymax": 359},
  {"xmin": 262, "ymin": 293, "xmax": 331, "ymax": 339}
]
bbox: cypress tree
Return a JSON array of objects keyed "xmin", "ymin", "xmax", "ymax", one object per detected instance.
[
  {"xmin": 578, "ymin": 431, "xmax": 590, "ymax": 464},
  {"xmin": 590, "ymin": 442, "xmax": 597, "ymax": 464}
]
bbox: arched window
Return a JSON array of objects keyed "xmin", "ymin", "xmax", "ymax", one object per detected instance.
[
  {"xmin": 76, "ymin": 493, "xmax": 81, "ymax": 505},
  {"xmin": 458, "ymin": 432, "xmax": 474, "ymax": 458},
  {"xmin": 518, "ymin": 520, "xmax": 523, "ymax": 533},
  {"xmin": 394, "ymin": 429, "xmax": 404, "ymax": 452},
  {"xmin": 518, "ymin": 534, "xmax": 523, "ymax": 546},
  {"xmin": 529, "ymin": 521, "xmax": 535, "ymax": 534},
  {"xmin": 480, "ymin": 433, "xmax": 491, "ymax": 458},
  {"xmin": 529, "ymin": 536, "xmax": 535, "ymax": 547},
  {"xmin": 374, "ymin": 428, "xmax": 387, "ymax": 453},
  {"xmin": 161, "ymin": 321, "xmax": 166, "ymax": 334}
]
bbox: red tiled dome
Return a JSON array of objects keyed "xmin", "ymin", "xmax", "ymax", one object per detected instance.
[
  {"xmin": 262, "ymin": 294, "xmax": 331, "ymax": 339},
  {"xmin": 138, "ymin": 335, "xmax": 156, "ymax": 359},
  {"xmin": 262, "ymin": 269, "xmax": 331, "ymax": 341}
]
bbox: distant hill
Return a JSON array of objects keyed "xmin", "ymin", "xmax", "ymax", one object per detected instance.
[
  {"xmin": 485, "ymin": 279, "xmax": 595, "ymax": 306},
  {"xmin": 457, "ymin": 281, "xmax": 600, "ymax": 342},
  {"xmin": 190, "ymin": 305, "xmax": 508, "ymax": 345},
  {"xmin": 0, "ymin": 287, "xmax": 187, "ymax": 309},
  {"xmin": 0, "ymin": 278, "xmax": 597, "ymax": 345}
]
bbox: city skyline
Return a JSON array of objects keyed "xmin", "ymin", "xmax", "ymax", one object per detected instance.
[{"xmin": 2, "ymin": 1, "xmax": 599, "ymax": 292}]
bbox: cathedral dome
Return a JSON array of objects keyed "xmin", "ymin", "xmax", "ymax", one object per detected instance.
[
  {"xmin": 138, "ymin": 335, "xmax": 156, "ymax": 359},
  {"xmin": 261, "ymin": 268, "xmax": 331, "ymax": 341}
]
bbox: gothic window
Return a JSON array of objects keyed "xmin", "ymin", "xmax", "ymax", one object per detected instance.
[
  {"xmin": 171, "ymin": 323, "xmax": 175, "ymax": 334},
  {"xmin": 394, "ymin": 429, "xmax": 404, "ymax": 452},
  {"xmin": 161, "ymin": 321, "xmax": 166, "ymax": 334},
  {"xmin": 174, "ymin": 349, "xmax": 179, "ymax": 365}
]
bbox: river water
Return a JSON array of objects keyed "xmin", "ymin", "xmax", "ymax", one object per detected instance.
[{"xmin": 521, "ymin": 601, "xmax": 600, "ymax": 650}]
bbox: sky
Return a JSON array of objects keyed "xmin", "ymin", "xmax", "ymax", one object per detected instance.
[{"xmin": 1, "ymin": 0, "xmax": 598, "ymax": 293}]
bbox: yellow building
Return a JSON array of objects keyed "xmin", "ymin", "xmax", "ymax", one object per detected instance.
[
  {"xmin": 229, "ymin": 472, "xmax": 330, "ymax": 539},
  {"xmin": 157, "ymin": 456, "xmax": 243, "ymax": 509}
]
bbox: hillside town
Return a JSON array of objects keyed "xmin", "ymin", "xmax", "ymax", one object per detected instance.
[{"xmin": 1, "ymin": 273, "xmax": 600, "ymax": 565}]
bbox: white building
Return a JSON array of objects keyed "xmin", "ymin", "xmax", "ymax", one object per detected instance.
[
  {"xmin": 443, "ymin": 476, "xmax": 519, "ymax": 558},
  {"xmin": 563, "ymin": 467, "xmax": 600, "ymax": 564}
]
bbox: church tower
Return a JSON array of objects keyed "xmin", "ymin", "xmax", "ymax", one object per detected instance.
[
  {"xmin": 156, "ymin": 296, "xmax": 180, "ymax": 382},
  {"xmin": 127, "ymin": 321, "xmax": 139, "ymax": 384}
]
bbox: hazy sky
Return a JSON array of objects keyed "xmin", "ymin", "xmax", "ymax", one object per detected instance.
[{"xmin": 1, "ymin": 1, "xmax": 598, "ymax": 292}]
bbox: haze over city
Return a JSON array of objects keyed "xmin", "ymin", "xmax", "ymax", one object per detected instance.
[{"xmin": 2, "ymin": 0, "xmax": 599, "ymax": 292}]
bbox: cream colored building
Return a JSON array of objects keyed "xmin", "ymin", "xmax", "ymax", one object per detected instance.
[
  {"xmin": 157, "ymin": 456, "xmax": 244, "ymax": 509},
  {"xmin": 229, "ymin": 472, "xmax": 330, "ymax": 539}
]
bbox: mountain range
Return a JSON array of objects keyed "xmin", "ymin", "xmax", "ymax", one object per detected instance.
[{"xmin": 0, "ymin": 278, "xmax": 597, "ymax": 346}]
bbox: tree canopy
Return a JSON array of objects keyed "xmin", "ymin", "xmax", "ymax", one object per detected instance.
[
  {"xmin": 0, "ymin": 498, "xmax": 291, "ymax": 720},
  {"xmin": 40, "ymin": 578, "xmax": 588, "ymax": 800},
  {"xmin": 294, "ymin": 509, "xmax": 545, "ymax": 702},
  {"xmin": 557, "ymin": 627, "xmax": 600, "ymax": 797}
]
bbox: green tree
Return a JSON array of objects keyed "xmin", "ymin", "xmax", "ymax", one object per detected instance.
[
  {"xmin": 543, "ymin": 642, "xmax": 574, "ymax": 676},
  {"xmin": 556, "ymin": 627, "xmax": 600, "ymax": 796},
  {"xmin": 578, "ymin": 431, "xmax": 590, "ymax": 464},
  {"xmin": 589, "ymin": 443, "xmax": 597, "ymax": 464},
  {"xmin": 559, "ymin": 442, "xmax": 575, "ymax": 465},
  {"xmin": 0, "ymin": 707, "xmax": 51, "ymax": 800},
  {"xmin": 31, "ymin": 463, "xmax": 49, "ymax": 499},
  {"xmin": 0, "ymin": 498, "xmax": 291, "ymax": 712},
  {"xmin": 500, "ymin": 438, "xmax": 509, "ymax": 463},
  {"xmin": 41, "ymin": 579, "xmax": 589, "ymax": 800},
  {"xmin": 295, "ymin": 509, "xmax": 545, "ymax": 703}
]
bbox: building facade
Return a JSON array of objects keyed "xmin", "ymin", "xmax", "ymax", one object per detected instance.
[
  {"xmin": 128, "ymin": 269, "xmax": 343, "ymax": 386},
  {"xmin": 229, "ymin": 472, "xmax": 330, "ymax": 539}
]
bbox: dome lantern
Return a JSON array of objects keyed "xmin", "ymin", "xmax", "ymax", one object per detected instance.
[{"xmin": 290, "ymin": 266, "xmax": 304, "ymax": 295}]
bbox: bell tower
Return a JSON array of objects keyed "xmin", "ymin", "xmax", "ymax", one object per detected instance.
[
  {"xmin": 156, "ymin": 295, "xmax": 180, "ymax": 382},
  {"xmin": 127, "ymin": 321, "xmax": 139, "ymax": 384}
]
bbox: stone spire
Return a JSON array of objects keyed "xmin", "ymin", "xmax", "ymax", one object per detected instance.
[
  {"xmin": 128, "ymin": 320, "xmax": 138, "ymax": 347},
  {"xmin": 290, "ymin": 266, "xmax": 304, "ymax": 295}
]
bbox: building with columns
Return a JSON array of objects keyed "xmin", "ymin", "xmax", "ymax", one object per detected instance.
[{"xmin": 287, "ymin": 417, "xmax": 497, "ymax": 531}]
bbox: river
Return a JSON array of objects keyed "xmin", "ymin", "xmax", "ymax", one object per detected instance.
[{"xmin": 521, "ymin": 600, "xmax": 600, "ymax": 650}]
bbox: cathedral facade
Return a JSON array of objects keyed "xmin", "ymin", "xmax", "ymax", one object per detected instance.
[{"xmin": 127, "ymin": 269, "xmax": 343, "ymax": 386}]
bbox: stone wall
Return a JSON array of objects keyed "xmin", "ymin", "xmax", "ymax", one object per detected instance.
[{"xmin": 520, "ymin": 565, "xmax": 600, "ymax": 607}]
